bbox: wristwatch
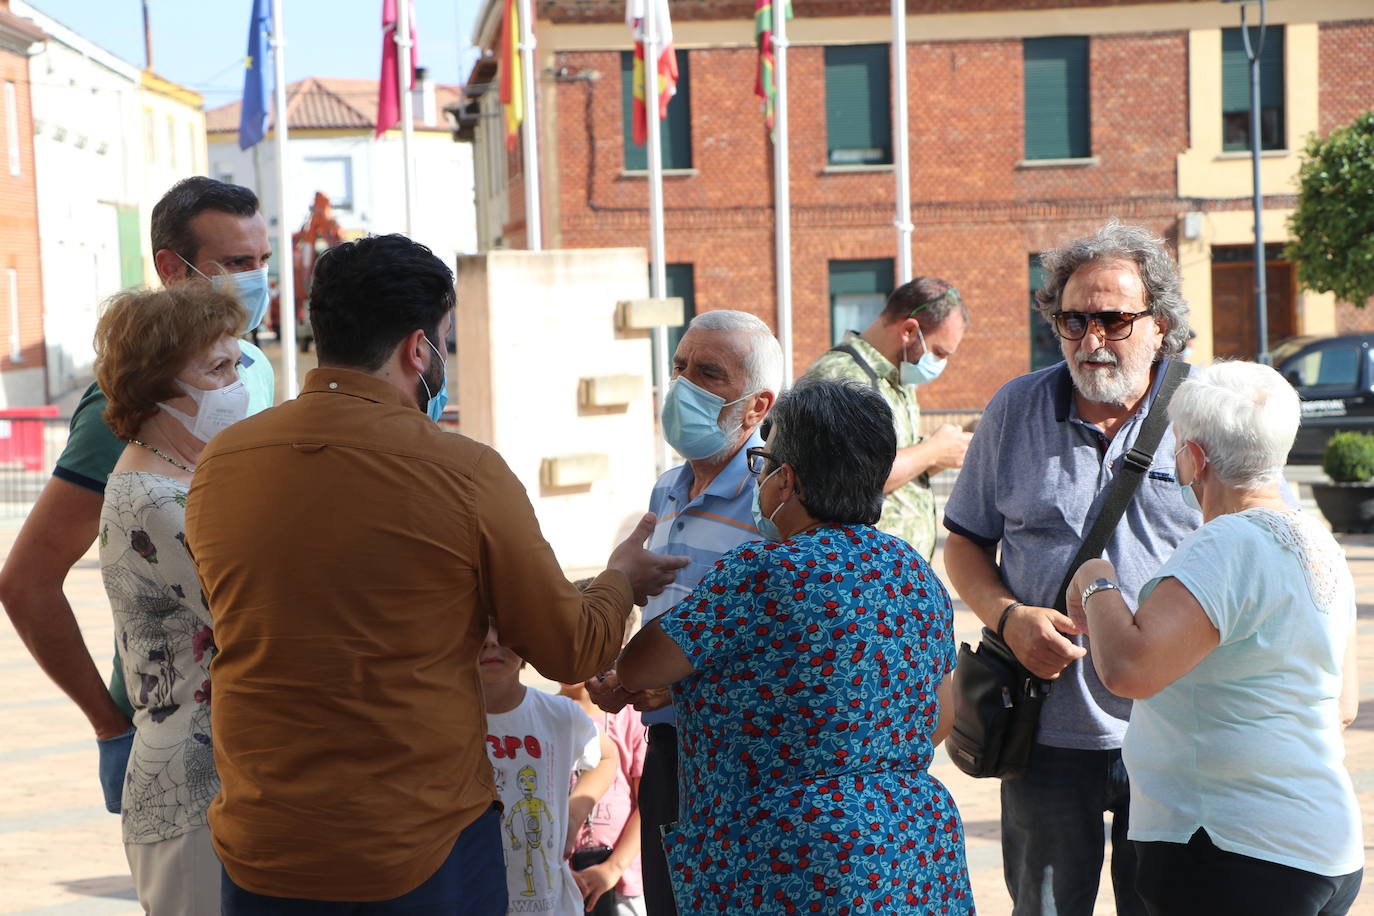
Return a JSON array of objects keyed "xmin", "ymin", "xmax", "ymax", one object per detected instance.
[{"xmin": 1081, "ymin": 577, "xmax": 1121, "ymax": 606}]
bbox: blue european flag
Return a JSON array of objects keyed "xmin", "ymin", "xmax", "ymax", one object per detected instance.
[{"xmin": 238, "ymin": 0, "xmax": 271, "ymax": 150}]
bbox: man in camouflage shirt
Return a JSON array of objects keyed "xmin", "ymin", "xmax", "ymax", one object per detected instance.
[{"xmin": 804, "ymin": 277, "xmax": 971, "ymax": 558}]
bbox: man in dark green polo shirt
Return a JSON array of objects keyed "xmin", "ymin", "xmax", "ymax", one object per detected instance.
[{"xmin": 0, "ymin": 176, "xmax": 275, "ymax": 812}]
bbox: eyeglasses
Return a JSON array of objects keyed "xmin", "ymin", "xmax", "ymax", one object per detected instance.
[
  {"xmin": 746, "ymin": 447, "xmax": 779, "ymax": 476},
  {"xmin": 1050, "ymin": 309, "xmax": 1154, "ymax": 342}
]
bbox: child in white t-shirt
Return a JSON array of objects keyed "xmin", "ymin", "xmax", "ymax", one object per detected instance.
[{"xmin": 481, "ymin": 624, "xmax": 617, "ymax": 915}]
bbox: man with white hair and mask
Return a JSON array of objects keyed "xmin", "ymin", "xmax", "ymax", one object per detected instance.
[{"xmin": 587, "ymin": 309, "xmax": 783, "ymax": 916}]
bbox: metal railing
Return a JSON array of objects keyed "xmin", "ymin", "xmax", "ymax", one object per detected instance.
[{"xmin": 0, "ymin": 417, "xmax": 71, "ymax": 518}]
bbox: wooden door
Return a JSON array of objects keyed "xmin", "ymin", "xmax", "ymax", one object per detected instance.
[{"xmin": 1210, "ymin": 245, "xmax": 1296, "ymax": 360}]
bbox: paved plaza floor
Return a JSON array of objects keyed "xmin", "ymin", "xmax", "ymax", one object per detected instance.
[{"xmin": 2, "ymin": 516, "xmax": 1373, "ymax": 914}]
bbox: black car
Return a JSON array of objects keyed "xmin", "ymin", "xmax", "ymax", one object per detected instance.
[{"xmin": 1273, "ymin": 333, "xmax": 1374, "ymax": 462}]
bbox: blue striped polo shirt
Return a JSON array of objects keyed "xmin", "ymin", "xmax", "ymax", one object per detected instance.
[{"xmin": 641, "ymin": 430, "xmax": 764, "ymax": 725}]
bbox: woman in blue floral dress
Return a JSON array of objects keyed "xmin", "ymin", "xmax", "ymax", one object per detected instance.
[{"xmin": 620, "ymin": 378, "xmax": 974, "ymax": 915}]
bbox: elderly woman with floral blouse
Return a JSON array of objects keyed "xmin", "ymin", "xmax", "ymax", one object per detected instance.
[
  {"xmin": 93, "ymin": 284, "xmax": 251, "ymax": 915},
  {"xmin": 619, "ymin": 377, "xmax": 973, "ymax": 915}
]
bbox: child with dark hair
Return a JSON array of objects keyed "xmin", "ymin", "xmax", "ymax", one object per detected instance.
[{"xmin": 481, "ymin": 622, "xmax": 617, "ymax": 914}]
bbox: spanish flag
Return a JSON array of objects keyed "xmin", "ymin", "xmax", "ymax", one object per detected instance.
[
  {"xmin": 627, "ymin": 0, "xmax": 677, "ymax": 148},
  {"xmin": 499, "ymin": 0, "xmax": 523, "ymax": 150}
]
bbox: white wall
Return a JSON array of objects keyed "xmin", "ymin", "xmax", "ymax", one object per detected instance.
[
  {"xmin": 456, "ymin": 248, "xmax": 657, "ymax": 576},
  {"xmin": 136, "ymin": 82, "xmax": 209, "ymax": 284},
  {"xmin": 208, "ymin": 129, "xmax": 477, "ymax": 269},
  {"xmin": 14, "ymin": 0, "xmax": 141, "ymax": 397}
]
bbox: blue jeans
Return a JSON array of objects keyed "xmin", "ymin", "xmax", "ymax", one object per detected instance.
[
  {"xmin": 97, "ymin": 727, "xmax": 135, "ymax": 814},
  {"xmin": 220, "ymin": 804, "xmax": 506, "ymax": 914},
  {"xmin": 1001, "ymin": 744, "xmax": 1146, "ymax": 916}
]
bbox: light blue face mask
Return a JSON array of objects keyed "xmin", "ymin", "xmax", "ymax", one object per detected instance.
[
  {"xmin": 177, "ymin": 254, "xmax": 271, "ymax": 334},
  {"xmin": 899, "ymin": 322, "xmax": 947, "ymax": 386},
  {"xmin": 416, "ymin": 337, "xmax": 449, "ymax": 423},
  {"xmin": 1175, "ymin": 442, "xmax": 1204, "ymax": 513},
  {"xmin": 750, "ymin": 466, "xmax": 786, "ymax": 541},
  {"xmin": 661, "ymin": 376, "xmax": 749, "ymax": 460}
]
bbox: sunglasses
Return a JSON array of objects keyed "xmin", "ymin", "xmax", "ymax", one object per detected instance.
[{"xmin": 1051, "ymin": 309, "xmax": 1154, "ymax": 342}]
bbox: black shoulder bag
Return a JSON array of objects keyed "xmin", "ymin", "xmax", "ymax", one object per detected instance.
[{"xmin": 946, "ymin": 359, "xmax": 1188, "ymax": 780}]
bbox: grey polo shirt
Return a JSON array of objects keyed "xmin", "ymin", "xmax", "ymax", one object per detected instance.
[{"xmin": 943, "ymin": 358, "xmax": 1200, "ymax": 750}]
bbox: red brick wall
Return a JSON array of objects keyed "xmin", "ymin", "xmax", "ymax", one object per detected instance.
[
  {"xmin": 1318, "ymin": 20, "xmax": 1374, "ymax": 330},
  {"xmin": 541, "ymin": 0, "xmax": 1213, "ymax": 24},
  {"xmin": 549, "ymin": 30, "xmax": 1192, "ymax": 409},
  {"xmin": 1319, "ymin": 19, "xmax": 1374, "ymax": 138},
  {"xmin": 0, "ymin": 48, "xmax": 44, "ymax": 382}
]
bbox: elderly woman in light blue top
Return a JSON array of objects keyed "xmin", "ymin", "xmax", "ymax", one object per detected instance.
[{"xmin": 1067, "ymin": 360, "xmax": 1363, "ymax": 916}]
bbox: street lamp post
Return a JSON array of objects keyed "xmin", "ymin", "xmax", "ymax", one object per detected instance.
[{"xmin": 1222, "ymin": 0, "xmax": 1270, "ymax": 364}]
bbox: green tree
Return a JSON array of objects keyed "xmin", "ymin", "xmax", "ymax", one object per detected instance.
[{"xmin": 1285, "ymin": 110, "xmax": 1374, "ymax": 307}]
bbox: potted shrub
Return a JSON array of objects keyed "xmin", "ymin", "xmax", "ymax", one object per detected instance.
[{"xmin": 1312, "ymin": 431, "xmax": 1374, "ymax": 533}]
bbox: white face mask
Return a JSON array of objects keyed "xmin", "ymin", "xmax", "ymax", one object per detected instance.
[{"xmin": 159, "ymin": 378, "xmax": 250, "ymax": 443}]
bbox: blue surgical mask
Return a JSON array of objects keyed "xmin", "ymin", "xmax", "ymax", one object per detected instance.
[
  {"xmin": 661, "ymin": 376, "xmax": 749, "ymax": 460},
  {"xmin": 750, "ymin": 466, "xmax": 786, "ymax": 541},
  {"xmin": 178, "ymin": 254, "xmax": 271, "ymax": 334},
  {"xmin": 416, "ymin": 337, "xmax": 449, "ymax": 423},
  {"xmin": 1174, "ymin": 443, "xmax": 1204, "ymax": 513},
  {"xmin": 899, "ymin": 323, "xmax": 947, "ymax": 386}
]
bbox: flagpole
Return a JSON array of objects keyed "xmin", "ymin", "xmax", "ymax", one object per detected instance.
[
  {"xmin": 645, "ymin": 0, "xmax": 669, "ymax": 474},
  {"xmin": 396, "ymin": 0, "xmax": 416, "ymax": 235},
  {"xmin": 892, "ymin": 0, "xmax": 912, "ymax": 284},
  {"xmin": 518, "ymin": 0, "xmax": 542, "ymax": 250},
  {"xmin": 270, "ymin": 0, "xmax": 297, "ymax": 398},
  {"xmin": 773, "ymin": 2, "xmax": 793, "ymax": 383}
]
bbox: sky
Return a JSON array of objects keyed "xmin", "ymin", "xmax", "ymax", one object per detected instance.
[{"xmin": 24, "ymin": 0, "xmax": 483, "ymax": 109}]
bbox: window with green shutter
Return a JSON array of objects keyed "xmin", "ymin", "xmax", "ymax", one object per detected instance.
[
  {"xmin": 1023, "ymin": 37, "xmax": 1090, "ymax": 160},
  {"xmin": 1222, "ymin": 26, "xmax": 1284, "ymax": 151},
  {"xmin": 1029, "ymin": 254, "xmax": 1061, "ymax": 371},
  {"xmin": 829, "ymin": 259, "xmax": 894, "ymax": 344},
  {"xmin": 650, "ymin": 263, "xmax": 697, "ymax": 386},
  {"xmin": 621, "ymin": 50, "xmax": 692, "ymax": 171},
  {"xmin": 824, "ymin": 45, "xmax": 891, "ymax": 166},
  {"xmin": 664, "ymin": 262, "xmax": 696, "ymax": 368},
  {"xmin": 115, "ymin": 204, "xmax": 143, "ymax": 288}
]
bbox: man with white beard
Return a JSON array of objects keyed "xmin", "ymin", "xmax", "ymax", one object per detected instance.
[{"xmin": 942, "ymin": 221, "xmax": 1200, "ymax": 916}]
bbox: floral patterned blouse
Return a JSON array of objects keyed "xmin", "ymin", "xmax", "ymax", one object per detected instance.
[
  {"xmin": 657, "ymin": 525, "xmax": 975, "ymax": 915},
  {"xmin": 100, "ymin": 471, "xmax": 218, "ymax": 845}
]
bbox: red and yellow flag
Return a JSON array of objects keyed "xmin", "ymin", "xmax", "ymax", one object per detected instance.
[
  {"xmin": 499, "ymin": 0, "xmax": 523, "ymax": 150},
  {"xmin": 627, "ymin": 0, "xmax": 677, "ymax": 148}
]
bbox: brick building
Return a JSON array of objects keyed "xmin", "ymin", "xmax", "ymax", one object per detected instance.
[
  {"xmin": 0, "ymin": 1, "xmax": 43, "ymax": 407},
  {"xmin": 460, "ymin": 0, "xmax": 1374, "ymax": 410}
]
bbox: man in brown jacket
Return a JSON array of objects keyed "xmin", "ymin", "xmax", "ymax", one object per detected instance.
[{"xmin": 186, "ymin": 233, "xmax": 684, "ymax": 914}]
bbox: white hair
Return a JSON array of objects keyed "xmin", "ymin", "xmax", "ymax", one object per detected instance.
[
  {"xmin": 687, "ymin": 309, "xmax": 784, "ymax": 395},
  {"xmin": 1168, "ymin": 361, "xmax": 1300, "ymax": 489}
]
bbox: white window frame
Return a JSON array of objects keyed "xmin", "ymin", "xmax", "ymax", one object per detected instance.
[
  {"xmin": 304, "ymin": 156, "xmax": 354, "ymax": 210},
  {"xmin": 8, "ymin": 268, "xmax": 22, "ymax": 362},
  {"xmin": 5, "ymin": 83, "xmax": 20, "ymax": 176}
]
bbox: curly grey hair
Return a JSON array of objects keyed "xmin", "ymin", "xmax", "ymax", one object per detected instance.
[{"xmin": 1033, "ymin": 219, "xmax": 1191, "ymax": 357}]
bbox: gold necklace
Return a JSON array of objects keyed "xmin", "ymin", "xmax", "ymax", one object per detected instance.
[{"xmin": 129, "ymin": 439, "xmax": 194, "ymax": 473}]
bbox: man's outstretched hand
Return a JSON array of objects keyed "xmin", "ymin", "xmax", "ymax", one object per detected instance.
[{"xmin": 607, "ymin": 513, "xmax": 688, "ymax": 606}]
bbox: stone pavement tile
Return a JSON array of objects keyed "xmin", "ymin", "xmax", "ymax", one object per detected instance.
[{"xmin": 3, "ymin": 521, "xmax": 1373, "ymax": 914}]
